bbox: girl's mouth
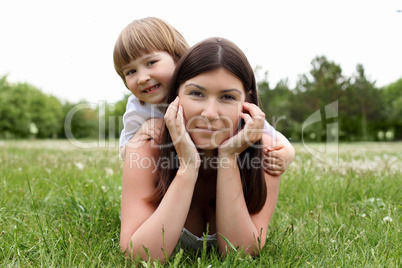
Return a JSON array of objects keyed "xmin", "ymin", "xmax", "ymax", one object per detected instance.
[{"xmin": 143, "ymin": 84, "xmax": 160, "ymax": 93}]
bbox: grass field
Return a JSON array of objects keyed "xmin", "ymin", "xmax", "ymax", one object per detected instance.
[{"xmin": 0, "ymin": 140, "xmax": 400, "ymax": 267}]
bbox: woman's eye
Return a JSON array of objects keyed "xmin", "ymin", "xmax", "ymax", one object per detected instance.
[
  {"xmin": 221, "ymin": 95, "xmax": 236, "ymax": 101},
  {"xmin": 189, "ymin": 91, "xmax": 204, "ymax": 97}
]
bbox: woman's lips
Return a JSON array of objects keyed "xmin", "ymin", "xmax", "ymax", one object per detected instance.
[{"xmin": 194, "ymin": 126, "xmax": 221, "ymax": 133}]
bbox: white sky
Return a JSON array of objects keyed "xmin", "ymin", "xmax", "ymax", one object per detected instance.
[{"xmin": 1, "ymin": 0, "xmax": 401, "ymax": 103}]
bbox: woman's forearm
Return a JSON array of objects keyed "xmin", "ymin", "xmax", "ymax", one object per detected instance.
[
  {"xmin": 123, "ymin": 169, "xmax": 198, "ymax": 261},
  {"xmin": 215, "ymin": 156, "xmax": 261, "ymax": 255}
]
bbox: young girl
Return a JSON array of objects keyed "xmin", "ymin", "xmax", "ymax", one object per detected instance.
[
  {"xmin": 120, "ymin": 37, "xmax": 289, "ymax": 261},
  {"xmin": 113, "ymin": 17, "xmax": 188, "ymax": 153},
  {"xmin": 113, "ymin": 17, "xmax": 294, "ymax": 176}
]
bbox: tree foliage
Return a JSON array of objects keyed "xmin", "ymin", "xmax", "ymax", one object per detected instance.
[
  {"xmin": 257, "ymin": 56, "xmax": 400, "ymax": 141},
  {"xmin": 1, "ymin": 55, "xmax": 401, "ymax": 142},
  {"xmin": 381, "ymin": 78, "xmax": 402, "ymax": 139},
  {"xmin": 0, "ymin": 75, "xmax": 63, "ymax": 138}
]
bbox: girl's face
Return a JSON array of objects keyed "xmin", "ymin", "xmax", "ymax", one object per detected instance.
[
  {"xmin": 123, "ymin": 51, "xmax": 175, "ymax": 104},
  {"xmin": 178, "ymin": 68, "xmax": 246, "ymax": 150}
]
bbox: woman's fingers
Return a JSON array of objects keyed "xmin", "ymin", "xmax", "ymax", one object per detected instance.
[
  {"xmin": 177, "ymin": 104, "xmax": 193, "ymax": 146},
  {"xmin": 240, "ymin": 112, "xmax": 252, "ymax": 124},
  {"xmin": 165, "ymin": 97, "xmax": 179, "ymax": 123},
  {"xmin": 219, "ymin": 102, "xmax": 266, "ymax": 155},
  {"xmin": 164, "ymin": 97, "xmax": 197, "ymax": 148},
  {"xmin": 243, "ymin": 102, "xmax": 265, "ymax": 118},
  {"xmin": 164, "ymin": 98, "xmax": 200, "ymax": 169},
  {"xmin": 242, "ymin": 103, "xmax": 265, "ymax": 127},
  {"xmin": 239, "ymin": 102, "xmax": 265, "ymax": 144},
  {"xmin": 165, "ymin": 97, "xmax": 181, "ymax": 139}
]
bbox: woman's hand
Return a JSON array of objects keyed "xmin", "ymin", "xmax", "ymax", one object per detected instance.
[
  {"xmin": 218, "ymin": 102, "xmax": 265, "ymax": 158},
  {"xmin": 164, "ymin": 97, "xmax": 200, "ymax": 172}
]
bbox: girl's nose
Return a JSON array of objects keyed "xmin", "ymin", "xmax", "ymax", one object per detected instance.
[{"xmin": 137, "ymin": 70, "xmax": 150, "ymax": 85}]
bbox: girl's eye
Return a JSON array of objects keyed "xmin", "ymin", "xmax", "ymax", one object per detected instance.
[
  {"xmin": 126, "ymin": 69, "xmax": 136, "ymax": 76},
  {"xmin": 147, "ymin": 60, "xmax": 157, "ymax": 66},
  {"xmin": 189, "ymin": 91, "xmax": 204, "ymax": 97},
  {"xmin": 221, "ymin": 94, "xmax": 236, "ymax": 101}
]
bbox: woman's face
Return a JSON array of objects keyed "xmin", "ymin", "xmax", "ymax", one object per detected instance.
[{"xmin": 178, "ymin": 68, "xmax": 246, "ymax": 150}]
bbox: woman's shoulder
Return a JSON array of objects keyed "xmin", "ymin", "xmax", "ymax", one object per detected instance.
[
  {"xmin": 123, "ymin": 135, "xmax": 160, "ymax": 185},
  {"xmin": 125, "ymin": 134, "xmax": 160, "ymax": 157},
  {"xmin": 125, "ymin": 118, "xmax": 164, "ymax": 152}
]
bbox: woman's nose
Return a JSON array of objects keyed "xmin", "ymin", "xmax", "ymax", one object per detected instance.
[{"xmin": 201, "ymin": 100, "xmax": 219, "ymax": 121}]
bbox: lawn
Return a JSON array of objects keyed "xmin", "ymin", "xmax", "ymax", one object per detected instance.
[{"xmin": 0, "ymin": 140, "xmax": 400, "ymax": 267}]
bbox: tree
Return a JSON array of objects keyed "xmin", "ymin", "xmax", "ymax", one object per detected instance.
[
  {"xmin": 104, "ymin": 94, "xmax": 129, "ymax": 139},
  {"xmin": 259, "ymin": 78, "xmax": 294, "ymax": 138},
  {"xmin": 0, "ymin": 76, "xmax": 34, "ymax": 138},
  {"xmin": 60, "ymin": 101, "xmax": 99, "ymax": 139},
  {"xmin": 345, "ymin": 64, "xmax": 382, "ymax": 140},
  {"xmin": 382, "ymin": 78, "xmax": 402, "ymax": 140},
  {"xmin": 24, "ymin": 83, "xmax": 63, "ymax": 138},
  {"xmin": 0, "ymin": 75, "xmax": 63, "ymax": 138},
  {"xmin": 291, "ymin": 56, "xmax": 346, "ymax": 141}
]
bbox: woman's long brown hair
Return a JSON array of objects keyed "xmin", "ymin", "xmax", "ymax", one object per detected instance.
[{"xmin": 147, "ymin": 38, "xmax": 267, "ymax": 214}]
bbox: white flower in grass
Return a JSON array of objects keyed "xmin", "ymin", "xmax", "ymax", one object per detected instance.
[
  {"xmin": 75, "ymin": 162, "xmax": 84, "ymax": 170},
  {"xmin": 105, "ymin": 167, "xmax": 114, "ymax": 176},
  {"xmin": 383, "ymin": 216, "xmax": 393, "ymax": 223},
  {"xmin": 101, "ymin": 185, "xmax": 107, "ymax": 193},
  {"xmin": 361, "ymin": 214, "xmax": 366, "ymax": 217}
]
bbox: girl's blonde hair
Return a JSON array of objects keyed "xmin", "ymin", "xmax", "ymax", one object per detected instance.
[{"xmin": 113, "ymin": 17, "xmax": 189, "ymax": 87}]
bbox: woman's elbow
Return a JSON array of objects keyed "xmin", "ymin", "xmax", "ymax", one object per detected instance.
[
  {"xmin": 120, "ymin": 238, "xmax": 140, "ymax": 260},
  {"xmin": 120, "ymin": 239, "xmax": 169, "ymax": 262},
  {"xmin": 120, "ymin": 239, "xmax": 131, "ymax": 258},
  {"xmin": 218, "ymin": 240, "xmax": 266, "ymax": 257}
]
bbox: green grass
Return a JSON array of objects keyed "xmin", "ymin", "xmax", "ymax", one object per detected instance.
[{"xmin": 0, "ymin": 140, "xmax": 400, "ymax": 267}]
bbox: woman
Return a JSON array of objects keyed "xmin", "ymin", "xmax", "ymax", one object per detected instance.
[{"xmin": 120, "ymin": 37, "xmax": 284, "ymax": 261}]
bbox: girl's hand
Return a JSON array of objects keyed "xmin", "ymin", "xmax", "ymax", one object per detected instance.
[
  {"xmin": 262, "ymin": 146, "xmax": 286, "ymax": 176},
  {"xmin": 164, "ymin": 97, "xmax": 200, "ymax": 171},
  {"xmin": 140, "ymin": 118, "xmax": 164, "ymax": 144},
  {"xmin": 218, "ymin": 102, "xmax": 265, "ymax": 158},
  {"xmin": 262, "ymin": 132, "xmax": 295, "ymax": 176}
]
